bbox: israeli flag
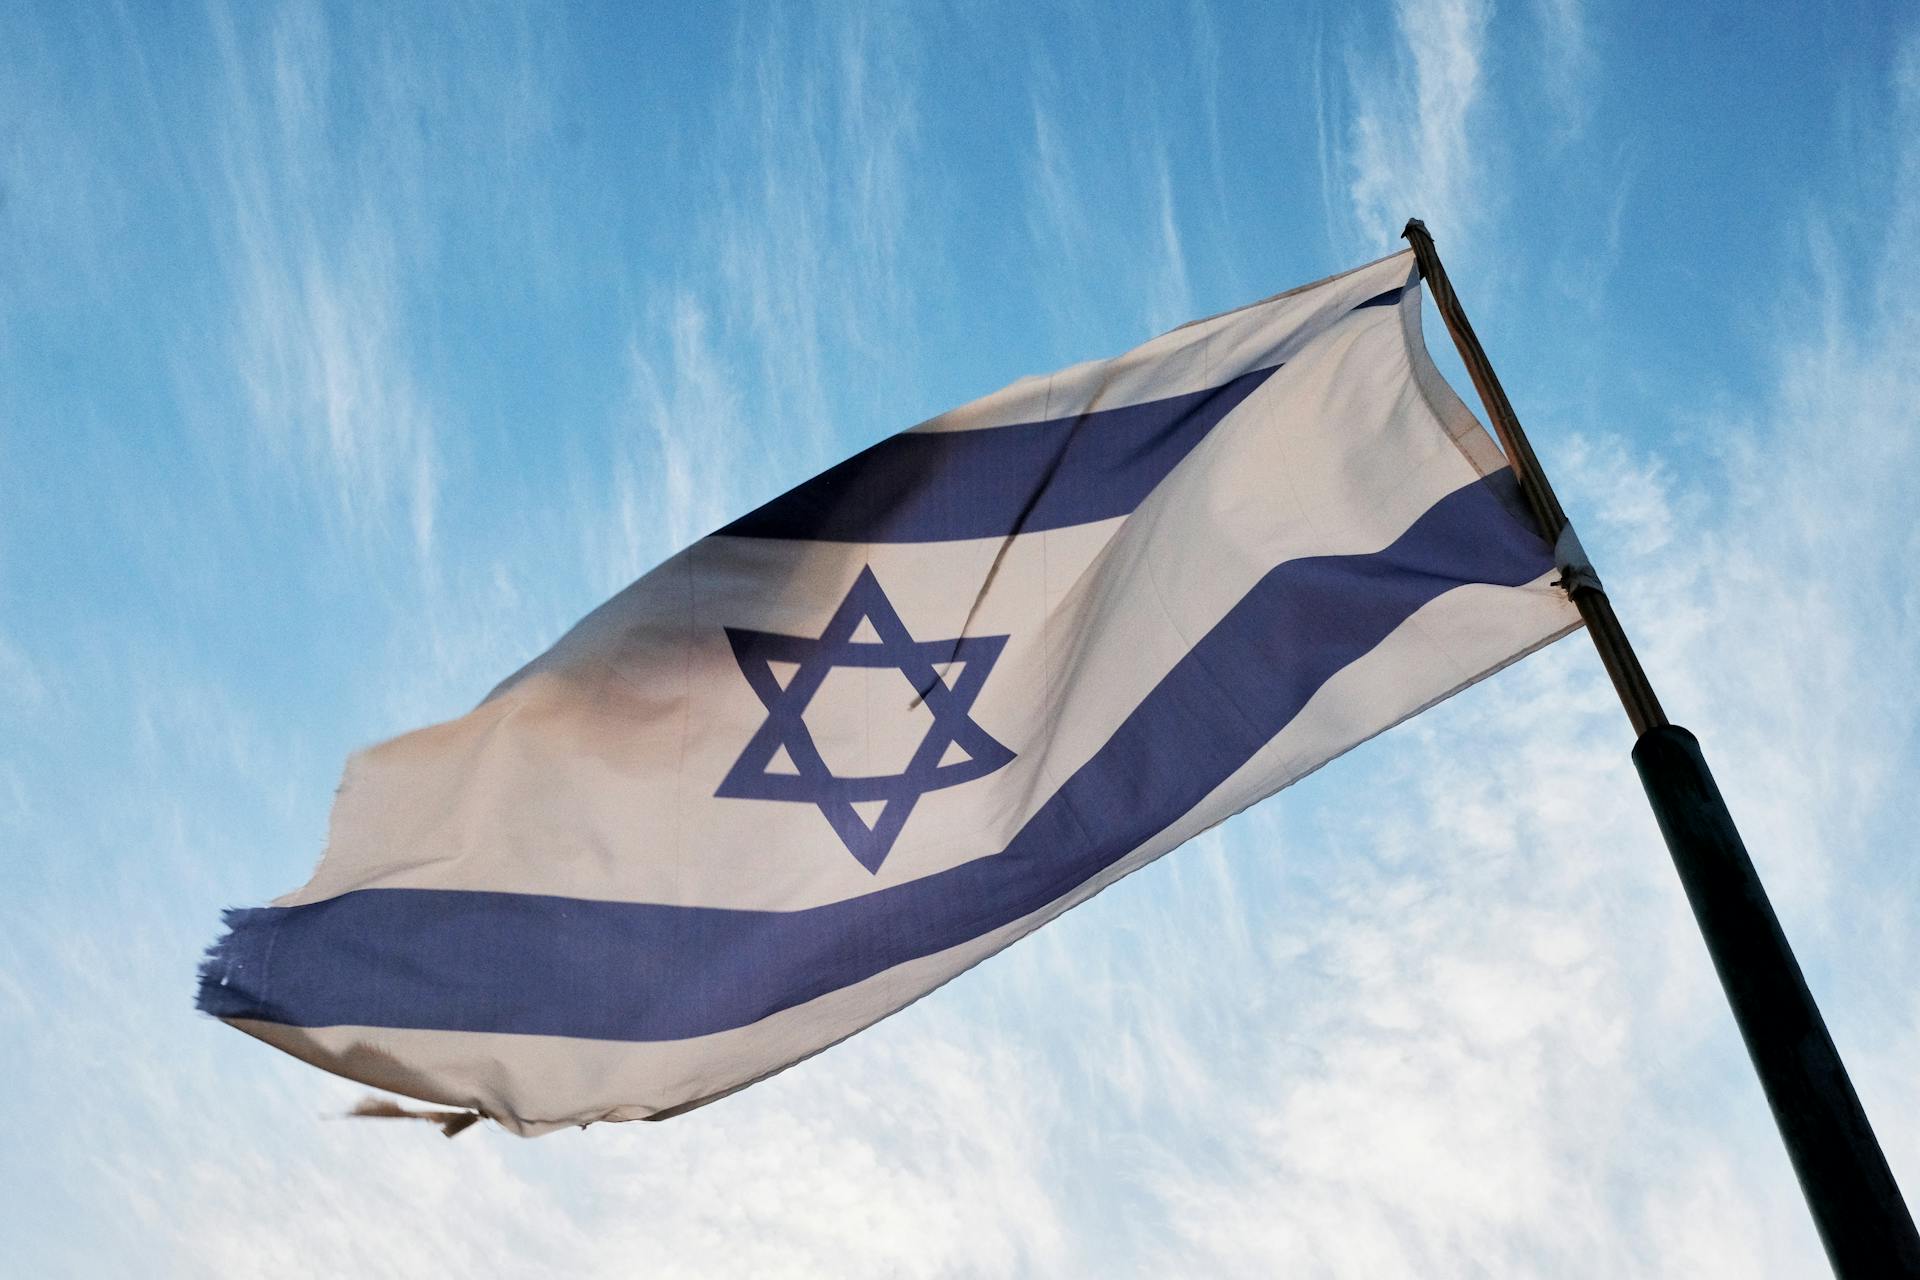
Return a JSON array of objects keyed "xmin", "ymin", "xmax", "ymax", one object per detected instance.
[{"xmin": 199, "ymin": 250, "xmax": 1581, "ymax": 1134}]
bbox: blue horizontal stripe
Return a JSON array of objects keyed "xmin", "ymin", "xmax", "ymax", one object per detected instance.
[
  {"xmin": 718, "ymin": 284, "xmax": 1407, "ymax": 544},
  {"xmin": 198, "ymin": 469, "xmax": 1549, "ymax": 1043},
  {"xmin": 717, "ymin": 366, "xmax": 1278, "ymax": 542}
]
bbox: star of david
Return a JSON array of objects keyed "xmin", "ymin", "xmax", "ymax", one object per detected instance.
[{"xmin": 716, "ymin": 566, "xmax": 1015, "ymax": 873}]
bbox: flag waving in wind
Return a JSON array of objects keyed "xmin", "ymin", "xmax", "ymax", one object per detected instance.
[{"xmin": 198, "ymin": 249, "xmax": 1582, "ymax": 1135}]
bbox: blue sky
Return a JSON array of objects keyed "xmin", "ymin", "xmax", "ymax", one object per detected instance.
[{"xmin": 4, "ymin": 0, "xmax": 1918, "ymax": 1274}]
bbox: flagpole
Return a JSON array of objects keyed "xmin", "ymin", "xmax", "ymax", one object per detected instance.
[{"xmin": 1401, "ymin": 218, "xmax": 1919, "ymax": 1278}]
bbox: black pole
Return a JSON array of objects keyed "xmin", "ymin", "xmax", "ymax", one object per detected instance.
[
  {"xmin": 1635, "ymin": 727, "xmax": 1920, "ymax": 1276},
  {"xmin": 1402, "ymin": 218, "xmax": 1920, "ymax": 1277}
]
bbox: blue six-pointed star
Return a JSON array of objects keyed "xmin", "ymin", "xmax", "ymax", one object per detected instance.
[{"xmin": 717, "ymin": 566, "xmax": 1015, "ymax": 873}]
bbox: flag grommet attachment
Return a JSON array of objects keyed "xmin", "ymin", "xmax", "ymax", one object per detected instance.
[{"xmin": 1551, "ymin": 523, "xmax": 1603, "ymax": 597}]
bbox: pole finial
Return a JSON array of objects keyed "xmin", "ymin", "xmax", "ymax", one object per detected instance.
[{"xmin": 1401, "ymin": 217, "xmax": 1429, "ymax": 242}]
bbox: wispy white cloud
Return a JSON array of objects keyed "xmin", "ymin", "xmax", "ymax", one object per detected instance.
[
  {"xmin": 1186, "ymin": 0, "xmax": 1231, "ymax": 237},
  {"xmin": 1530, "ymin": 0, "xmax": 1595, "ymax": 138},
  {"xmin": 1340, "ymin": 0, "xmax": 1495, "ymax": 249},
  {"xmin": 597, "ymin": 293, "xmax": 746, "ymax": 589},
  {"xmin": 1145, "ymin": 149, "xmax": 1196, "ymax": 333},
  {"xmin": 1026, "ymin": 96, "xmax": 1094, "ymax": 285},
  {"xmin": 596, "ymin": 4, "xmax": 928, "ymax": 606},
  {"xmin": 202, "ymin": 0, "xmax": 439, "ymax": 564},
  {"xmin": 1023, "ymin": 82, "xmax": 1194, "ymax": 337},
  {"xmin": 710, "ymin": 5, "xmax": 925, "ymax": 466},
  {"xmin": 196, "ymin": 0, "xmax": 564, "ymax": 570}
]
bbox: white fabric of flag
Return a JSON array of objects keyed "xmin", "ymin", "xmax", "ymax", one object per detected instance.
[{"xmin": 199, "ymin": 249, "xmax": 1582, "ymax": 1134}]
